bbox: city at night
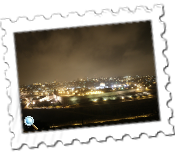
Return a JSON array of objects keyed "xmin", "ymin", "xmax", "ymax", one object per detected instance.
[{"xmin": 14, "ymin": 20, "xmax": 160, "ymax": 132}]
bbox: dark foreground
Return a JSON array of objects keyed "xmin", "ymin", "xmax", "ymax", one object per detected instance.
[{"xmin": 22, "ymin": 97, "xmax": 160, "ymax": 132}]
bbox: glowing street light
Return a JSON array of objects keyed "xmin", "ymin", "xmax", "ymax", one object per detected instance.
[
  {"xmin": 103, "ymin": 98, "xmax": 107, "ymax": 101},
  {"xmin": 93, "ymin": 99, "xmax": 98, "ymax": 102}
]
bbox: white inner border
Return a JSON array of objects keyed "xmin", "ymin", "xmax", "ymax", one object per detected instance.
[{"xmin": 1, "ymin": 5, "xmax": 173, "ymax": 149}]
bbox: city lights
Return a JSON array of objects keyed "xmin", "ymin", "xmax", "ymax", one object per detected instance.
[
  {"xmin": 93, "ymin": 99, "xmax": 98, "ymax": 102},
  {"xmin": 103, "ymin": 98, "xmax": 107, "ymax": 101},
  {"xmin": 85, "ymin": 91, "xmax": 103, "ymax": 95},
  {"xmin": 17, "ymin": 21, "xmax": 159, "ymax": 132},
  {"xmin": 20, "ymin": 74, "xmax": 156, "ymax": 110}
]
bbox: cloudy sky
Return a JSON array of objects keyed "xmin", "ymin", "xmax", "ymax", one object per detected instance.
[{"xmin": 14, "ymin": 20, "xmax": 156, "ymax": 85}]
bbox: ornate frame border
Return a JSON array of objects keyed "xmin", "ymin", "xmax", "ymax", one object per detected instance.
[{"xmin": 0, "ymin": 2, "xmax": 175, "ymax": 152}]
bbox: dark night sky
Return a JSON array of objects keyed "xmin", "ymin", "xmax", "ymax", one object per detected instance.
[{"xmin": 14, "ymin": 20, "xmax": 156, "ymax": 85}]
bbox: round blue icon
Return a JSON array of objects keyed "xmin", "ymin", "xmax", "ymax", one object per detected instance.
[{"xmin": 24, "ymin": 116, "xmax": 34, "ymax": 126}]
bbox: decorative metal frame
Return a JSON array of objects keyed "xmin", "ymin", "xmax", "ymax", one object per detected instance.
[{"xmin": 0, "ymin": 2, "xmax": 175, "ymax": 152}]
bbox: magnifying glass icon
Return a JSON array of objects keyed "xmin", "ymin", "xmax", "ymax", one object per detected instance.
[{"xmin": 24, "ymin": 116, "xmax": 38, "ymax": 130}]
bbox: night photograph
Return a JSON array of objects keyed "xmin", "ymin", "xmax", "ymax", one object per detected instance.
[{"xmin": 14, "ymin": 20, "xmax": 160, "ymax": 132}]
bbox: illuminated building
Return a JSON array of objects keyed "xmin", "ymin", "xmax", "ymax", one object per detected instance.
[
  {"xmin": 112, "ymin": 84, "xmax": 117, "ymax": 88},
  {"xmin": 33, "ymin": 82, "xmax": 41, "ymax": 86},
  {"xmin": 33, "ymin": 93, "xmax": 62, "ymax": 103},
  {"xmin": 33, "ymin": 90, "xmax": 39, "ymax": 95},
  {"xmin": 100, "ymin": 83, "xmax": 105, "ymax": 87},
  {"xmin": 96, "ymin": 83, "xmax": 108, "ymax": 89},
  {"xmin": 20, "ymin": 91, "xmax": 28, "ymax": 96}
]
